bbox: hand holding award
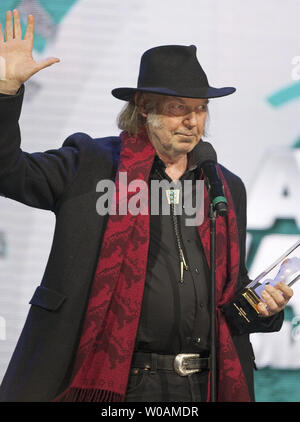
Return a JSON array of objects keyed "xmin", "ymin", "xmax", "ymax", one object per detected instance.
[{"xmin": 223, "ymin": 239, "xmax": 299, "ymax": 326}]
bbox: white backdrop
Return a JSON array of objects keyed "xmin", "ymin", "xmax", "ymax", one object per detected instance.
[{"xmin": 0, "ymin": 0, "xmax": 299, "ymax": 395}]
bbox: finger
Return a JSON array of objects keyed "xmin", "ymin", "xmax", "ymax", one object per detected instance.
[
  {"xmin": 275, "ymin": 282, "xmax": 294, "ymax": 300},
  {"xmin": 0, "ymin": 22, "xmax": 4, "ymax": 43},
  {"xmin": 261, "ymin": 289, "xmax": 282, "ymax": 313},
  {"xmin": 265, "ymin": 285, "xmax": 287, "ymax": 307},
  {"xmin": 33, "ymin": 57, "xmax": 60, "ymax": 74},
  {"xmin": 13, "ymin": 9, "xmax": 22, "ymax": 39},
  {"xmin": 24, "ymin": 14, "xmax": 34, "ymax": 44},
  {"xmin": 257, "ymin": 301, "xmax": 270, "ymax": 317},
  {"xmin": 4, "ymin": 10, "xmax": 13, "ymax": 41}
]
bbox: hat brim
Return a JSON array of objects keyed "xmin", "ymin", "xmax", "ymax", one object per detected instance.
[{"xmin": 111, "ymin": 86, "xmax": 236, "ymax": 101}]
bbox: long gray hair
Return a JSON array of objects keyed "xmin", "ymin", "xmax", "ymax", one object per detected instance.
[{"xmin": 116, "ymin": 92, "xmax": 158, "ymax": 135}]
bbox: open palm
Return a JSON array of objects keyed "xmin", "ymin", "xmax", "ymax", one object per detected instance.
[{"xmin": 0, "ymin": 10, "xmax": 59, "ymax": 94}]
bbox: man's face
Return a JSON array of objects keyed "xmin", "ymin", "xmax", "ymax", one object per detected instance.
[{"xmin": 144, "ymin": 95, "xmax": 208, "ymax": 158}]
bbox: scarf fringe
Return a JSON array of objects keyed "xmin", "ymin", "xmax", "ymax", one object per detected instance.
[{"xmin": 53, "ymin": 387, "xmax": 123, "ymax": 402}]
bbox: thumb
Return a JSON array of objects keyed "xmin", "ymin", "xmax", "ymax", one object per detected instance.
[{"xmin": 33, "ymin": 57, "xmax": 60, "ymax": 74}]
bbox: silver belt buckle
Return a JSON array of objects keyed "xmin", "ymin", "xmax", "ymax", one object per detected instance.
[{"xmin": 173, "ymin": 353, "xmax": 200, "ymax": 376}]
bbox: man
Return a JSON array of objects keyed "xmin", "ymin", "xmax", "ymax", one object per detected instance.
[{"xmin": 0, "ymin": 10, "xmax": 293, "ymax": 402}]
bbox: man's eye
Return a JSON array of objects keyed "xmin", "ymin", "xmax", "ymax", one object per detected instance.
[
  {"xmin": 171, "ymin": 104, "xmax": 184, "ymax": 109},
  {"xmin": 168, "ymin": 104, "xmax": 186, "ymax": 114}
]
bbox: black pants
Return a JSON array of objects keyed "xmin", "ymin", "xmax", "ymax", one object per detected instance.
[{"xmin": 125, "ymin": 368, "xmax": 209, "ymax": 402}]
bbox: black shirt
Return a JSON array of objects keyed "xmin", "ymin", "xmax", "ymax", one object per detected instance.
[{"xmin": 134, "ymin": 146, "xmax": 211, "ymax": 354}]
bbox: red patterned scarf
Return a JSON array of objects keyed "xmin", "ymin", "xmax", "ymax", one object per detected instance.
[{"xmin": 54, "ymin": 128, "xmax": 250, "ymax": 402}]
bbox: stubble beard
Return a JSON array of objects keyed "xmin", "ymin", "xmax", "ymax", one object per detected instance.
[
  {"xmin": 146, "ymin": 111, "xmax": 164, "ymax": 130},
  {"xmin": 146, "ymin": 112, "xmax": 197, "ymax": 157}
]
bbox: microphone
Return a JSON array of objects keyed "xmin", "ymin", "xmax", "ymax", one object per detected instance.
[{"xmin": 196, "ymin": 141, "xmax": 228, "ymax": 216}]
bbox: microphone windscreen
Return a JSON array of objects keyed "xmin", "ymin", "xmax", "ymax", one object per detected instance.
[{"xmin": 196, "ymin": 141, "xmax": 217, "ymax": 167}]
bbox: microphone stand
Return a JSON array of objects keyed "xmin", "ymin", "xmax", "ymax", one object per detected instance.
[
  {"xmin": 209, "ymin": 203, "xmax": 218, "ymax": 402},
  {"xmin": 209, "ymin": 200, "xmax": 227, "ymax": 402}
]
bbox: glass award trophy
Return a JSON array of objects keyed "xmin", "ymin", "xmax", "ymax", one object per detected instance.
[{"xmin": 223, "ymin": 239, "xmax": 300, "ymax": 329}]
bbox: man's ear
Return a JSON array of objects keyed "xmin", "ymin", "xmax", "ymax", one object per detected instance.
[{"xmin": 134, "ymin": 92, "xmax": 148, "ymax": 118}]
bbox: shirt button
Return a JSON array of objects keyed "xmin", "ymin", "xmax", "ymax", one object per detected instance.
[
  {"xmin": 195, "ymin": 268, "xmax": 199, "ymax": 273},
  {"xmin": 196, "ymin": 338, "xmax": 201, "ymax": 343}
]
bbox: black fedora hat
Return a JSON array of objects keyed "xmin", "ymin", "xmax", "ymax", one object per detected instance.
[{"xmin": 111, "ymin": 45, "xmax": 236, "ymax": 101}]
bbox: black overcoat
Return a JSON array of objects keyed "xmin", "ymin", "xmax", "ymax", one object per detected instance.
[{"xmin": 0, "ymin": 86, "xmax": 283, "ymax": 402}]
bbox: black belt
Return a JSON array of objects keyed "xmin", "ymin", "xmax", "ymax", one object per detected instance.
[{"xmin": 131, "ymin": 352, "xmax": 210, "ymax": 377}]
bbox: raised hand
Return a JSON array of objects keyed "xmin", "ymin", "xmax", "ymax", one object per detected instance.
[{"xmin": 0, "ymin": 9, "xmax": 60, "ymax": 94}]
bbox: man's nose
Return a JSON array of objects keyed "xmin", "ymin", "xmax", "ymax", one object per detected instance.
[{"xmin": 183, "ymin": 111, "xmax": 197, "ymax": 127}]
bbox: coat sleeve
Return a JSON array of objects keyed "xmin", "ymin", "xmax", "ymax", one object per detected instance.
[
  {"xmin": 227, "ymin": 175, "xmax": 284, "ymax": 335},
  {"xmin": 0, "ymin": 85, "xmax": 91, "ymax": 212}
]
